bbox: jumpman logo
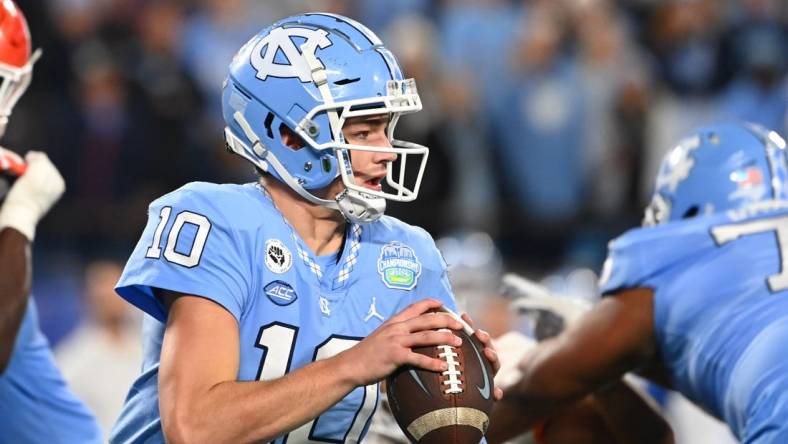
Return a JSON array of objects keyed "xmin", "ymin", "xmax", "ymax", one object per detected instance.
[
  {"xmin": 364, "ymin": 297, "xmax": 384, "ymax": 322},
  {"xmin": 319, "ymin": 296, "xmax": 331, "ymax": 317}
]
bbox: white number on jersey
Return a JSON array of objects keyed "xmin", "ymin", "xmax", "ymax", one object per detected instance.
[
  {"xmin": 145, "ymin": 206, "xmax": 211, "ymax": 268},
  {"xmin": 256, "ymin": 324, "xmax": 377, "ymax": 443},
  {"xmin": 711, "ymin": 215, "xmax": 788, "ymax": 292}
]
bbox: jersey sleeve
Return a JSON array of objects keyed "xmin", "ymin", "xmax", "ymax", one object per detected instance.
[
  {"xmin": 597, "ymin": 230, "xmax": 650, "ymax": 296},
  {"xmin": 116, "ymin": 184, "xmax": 255, "ymax": 323},
  {"xmin": 598, "ymin": 217, "xmax": 720, "ymax": 295}
]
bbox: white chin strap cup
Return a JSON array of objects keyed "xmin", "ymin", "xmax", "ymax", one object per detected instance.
[{"xmin": 335, "ymin": 188, "xmax": 386, "ymax": 224}]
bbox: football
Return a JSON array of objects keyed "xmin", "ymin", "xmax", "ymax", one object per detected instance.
[{"xmin": 386, "ymin": 309, "xmax": 495, "ymax": 444}]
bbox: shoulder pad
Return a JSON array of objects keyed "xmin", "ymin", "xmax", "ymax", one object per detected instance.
[
  {"xmin": 599, "ymin": 216, "xmax": 721, "ymax": 295},
  {"xmin": 117, "ymin": 182, "xmax": 265, "ymax": 322},
  {"xmin": 152, "ymin": 182, "xmax": 274, "ymax": 231}
]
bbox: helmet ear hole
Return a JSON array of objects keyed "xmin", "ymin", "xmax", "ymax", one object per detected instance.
[
  {"xmin": 334, "ymin": 77, "xmax": 360, "ymax": 85},
  {"xmin": 279, "ymin": 123, "xmax": 305, "ymax": 151},
  {"xmin": 264, "ymin": 112, "xmax": 275, "ymax": 139},
  {"xmin": 682, "ymin": 206, "xmax": 700, "ymax": 219}
]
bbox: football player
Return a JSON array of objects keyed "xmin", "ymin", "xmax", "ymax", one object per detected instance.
[
  {"xmin": 0, "ymin": 1, "xmax": 101, "ymax": 442},
  {"xmin": 111, "ymin": 13, "xmax": 501, "ymax": 444},
  {"xmin": 490, "ymin": 122, "xmax": 788, "ymax": 443},
  {"xmin": 490, "ymin": 275, "xmax": 674, "ymax": 444}
]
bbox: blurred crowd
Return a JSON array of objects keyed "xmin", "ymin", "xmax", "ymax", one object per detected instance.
[
  {"xmin": 14, "ymin": 0, "xmax": 786, "ymax": 337},
  {"xmin": 10, "ymin": 2, "xmax": 781, "ymax": 438}
]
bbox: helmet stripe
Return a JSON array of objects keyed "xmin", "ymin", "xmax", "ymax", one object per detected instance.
[
  {"xmin": 303, "ymin": 12, "xmax": 397, "ymax": 80},
  {"xmin": 305, "ymin": 12, "xmax": 383, "ymax": 45},
  {"xmin": 761, "ymin": 130, "xmax": 778, "ymax": 199},
  {"xmin": 744, "ymin": 123, "xmax": 788, "ymax": 200}
]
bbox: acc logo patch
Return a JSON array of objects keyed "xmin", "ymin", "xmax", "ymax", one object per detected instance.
[
  {"xmin": 377, "ymin": 242, "xmax": 422, "ymax": 290},
  {"xmin": 265, "ymin": 239, "xmax": 293, "ymax": 274},
  {"xmin": 250, "ymin": 26, "xmax": 333, "ymax": 83},
  {"xmin": 265, "ymin": 280, "xmax": 298, "ymax": 306}
]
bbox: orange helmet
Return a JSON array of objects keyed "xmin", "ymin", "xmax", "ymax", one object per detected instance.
[{"xmin": 0, "ymin": 0, "xmax": 39, "ymax": 136}]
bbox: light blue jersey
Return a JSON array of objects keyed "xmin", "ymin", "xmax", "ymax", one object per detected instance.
[
  {"xmin": 0, "ymin": 299, "xmax": 102, "ymax": 444},
  {"xmin": 600, "ymin": 203, "xmax": 788, "ymax": 443},
  {"xmin": 111, "ymin": 182, "xmax": 457, "ymax": 444}
]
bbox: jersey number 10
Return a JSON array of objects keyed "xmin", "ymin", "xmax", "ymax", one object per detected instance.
[{"xmin": 145, "ymin": 206, "xmax": 211, "ymax": 268}]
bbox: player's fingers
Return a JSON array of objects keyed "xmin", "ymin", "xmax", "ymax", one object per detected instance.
[
  {"xmin": 494, "ymin": 387, "xmax": 504, "ymax": 401},
  {"xmin": 484, "ymin": 347, "xmax": 501, "ymax": 374},
  {"xmin": 386, "ymin": 298, "xmax": 443, "ymax": 324},
  {"xmin": 400, "ymin": 330, "xmax": 461, "ymax": 348},
  {"xmin": 406, "ymin": 352, "xmax": 448, "ymax": 373},
  {"xmin": 403, "ymin": 312, "xmax": 463, "ymax": 333},
  {"xmin": 461, "ymin": 312, "xmax": 476, "ymax": 329},
  {"xmin": 474, "ymin": 328, "xmax": 492, "ymax": 346}
]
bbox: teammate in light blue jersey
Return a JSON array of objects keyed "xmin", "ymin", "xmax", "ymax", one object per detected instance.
[
  {"xmin": 497, "ymin": 122, "xmax": 788, "ymax": 444},
  {"xmin": 0, "ymin": 2, "xmax": 101, "ymax": 442},
  {"xmin": 1, "ymin": 298, "xmax": 102, "ymax": 444},
  {"xmin": 111, "ymin": 13, "xmax": 501, "ymax": 443}
]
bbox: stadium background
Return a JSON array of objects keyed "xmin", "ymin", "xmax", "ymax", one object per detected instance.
[{"xmin": 9, "ymin": 0, "xmax": 787, "ymax": 441}]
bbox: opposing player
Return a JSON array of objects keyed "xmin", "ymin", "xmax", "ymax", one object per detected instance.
[
  {"xmin": 489, "ymin": 275, "xmax": 674, "ymax": 444},
  {"xmin": 111, "ymin": 13, "xmax": 500, "ymax": 443},
  {"xmin": 369, "ymin": 271, "xmax": 675, "ymax": 444},
  {"xmin": 492, "ymin": 122, "xmax": 788, "ymax": 443},
  {"xmin": 0, "ymin": 1, "xmax": 101, "ymax": 442}
]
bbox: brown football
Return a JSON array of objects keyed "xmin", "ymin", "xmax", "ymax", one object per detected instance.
[{"xmin": 386, "ymin": 312, "xmax": 495, "ymax": 444}]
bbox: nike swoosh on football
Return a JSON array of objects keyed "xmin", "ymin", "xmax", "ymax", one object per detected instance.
[
  {"xmin": 409, "ymin": 369, "xmax": 432, "ymax": 397},
  {"xmin": 468, "ymin": 336, "xmax": 491, "ymax": 400}
]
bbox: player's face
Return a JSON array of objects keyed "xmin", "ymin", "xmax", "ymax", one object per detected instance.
[{"xmin": 342, "ymin": 114, "xmax": 396, "ymax": 193}]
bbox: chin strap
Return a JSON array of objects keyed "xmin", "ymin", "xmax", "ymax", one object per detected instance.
[
  {"xmin": 335, "ymin": 188, "xmax": 386, "ymax": 223},
  {"xmin": 226, "ymin": 112, "xmax": 385, "ymax": 224}
]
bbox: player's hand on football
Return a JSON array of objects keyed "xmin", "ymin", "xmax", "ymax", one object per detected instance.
[
  {"xmin": 0, "ymin": 150, "xmax": 65, "ymax": 241},
  {"xmin": 460, "ymin": 312, "xmax": 504, "ymax": 401},
  {"xmin": 337, "ymin": 298, "xmax": 464, "ymax": 387}
]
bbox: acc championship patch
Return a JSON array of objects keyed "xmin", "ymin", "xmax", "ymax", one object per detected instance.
[
  {"xmin": 265, "ymin": 239, "xmax": 292, "ymax": 274},
  {"xmin": 264, "ymin": 280, "xmax": 298, "ymax": 306},
  {"xmin": 378, "ymin": 242, "xmax": 422, "ymax": 290}
]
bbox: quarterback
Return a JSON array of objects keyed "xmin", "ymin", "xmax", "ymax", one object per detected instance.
[
  {"xmin": 111, "ymin": 13, "xmax": 500, "ymax": 444},
  {"xmin": 0, "ymin": 1, "xmax": 101, "ymax": 442},
  {"xmin": 492, "ymin": 122, "xmax": 788, "ymax": 444}
]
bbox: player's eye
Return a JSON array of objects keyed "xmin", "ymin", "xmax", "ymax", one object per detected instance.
[{"xmin": 354, "ymin": 130, "xmax": 370, "ymax": 140}]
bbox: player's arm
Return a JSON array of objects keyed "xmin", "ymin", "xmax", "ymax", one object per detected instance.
[
  {"xmin": 0, "ymin": 151, "xmax": 64, "ymax": 373},
  {"xmin": 502, "ymin": 288, "xmax": 658, "ymax": 428},
  {"xmin": 590, "ymin": 379, "xmax": 674, "ymax": 444},
  {"xmin": 489, "ymin": 368, "xmax": 672, "ymax": 444},
  {"xmin": 157, "ymin": 292, "xmax": 465, "ymax": 444},
  {"xmin": 0, "ymin": 226, "xmax": 30, "ymax": 372},
  {"xmin": 519, "ymin": 381, "xmax": 673, "ymax": 444}
]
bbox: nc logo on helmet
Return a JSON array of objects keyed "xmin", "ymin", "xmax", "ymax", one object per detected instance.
[{"xmin": 250, "ymin": 27, "xmax": 333, "ymax": 83}]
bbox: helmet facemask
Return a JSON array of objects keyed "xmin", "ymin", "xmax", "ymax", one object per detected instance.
[
  {"xmin": 0, "ymin": 49, "xmax": 39, "ymax": 138},
  {"xmin": 296, "ymin": 79, "xmax": 429, "ymax": 216}
]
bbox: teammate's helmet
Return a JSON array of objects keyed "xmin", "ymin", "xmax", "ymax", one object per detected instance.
[
  {"xmin": 0, "ymin": 0, "xmax": 39, "ymax": 137},
  {"xmin": 222, "ymin": 13, "xmax": 428, "ymax": 223},
  {"xmin": 644, "ymin": 122, "xmax": 788, "ymax": 226}
]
